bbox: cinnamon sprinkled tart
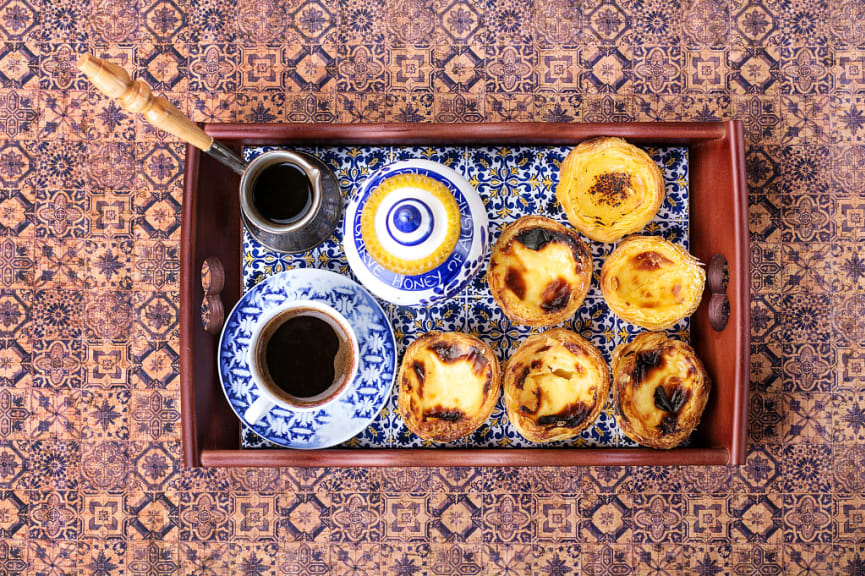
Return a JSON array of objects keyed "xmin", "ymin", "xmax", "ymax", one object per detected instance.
[{"xmin": 556, "ymin": 137, "xmax": 664, "ymax": 243}]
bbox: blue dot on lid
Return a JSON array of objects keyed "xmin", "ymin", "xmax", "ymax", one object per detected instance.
[{"xmin": 392, "ymin": 204, "xmax": 423, "ymax": 233}]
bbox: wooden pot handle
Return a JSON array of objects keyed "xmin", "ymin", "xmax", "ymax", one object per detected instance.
[{"xmin": 77, "ymin": 53, "xmax": 214, "ymax": 152}]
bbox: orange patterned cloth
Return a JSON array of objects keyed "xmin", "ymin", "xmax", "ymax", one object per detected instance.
[{"xmin": 0, "ymin": 0, "xmax": 862, "ymax": 573}]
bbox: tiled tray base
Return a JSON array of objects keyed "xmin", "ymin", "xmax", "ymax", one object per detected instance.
[{"xmin": 239, "ymin": 144, "xmax": 689, "ymax": 449}]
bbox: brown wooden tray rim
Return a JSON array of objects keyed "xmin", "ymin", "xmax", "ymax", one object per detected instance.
[
  {"xmin": 181, "ymin": 121, "xmax": 749, "ymax": 467},
  {"xmin": 203, "ymin": 121, "xmax": 728, "ymax": 146},
  {"xmin": 200, "ymin": 447, "xmax": 732, "ymax": 467}
]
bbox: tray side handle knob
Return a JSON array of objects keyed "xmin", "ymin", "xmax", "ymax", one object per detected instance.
[
  {"xmin": 707, "ymin": 254, "xmax": 730, "ymax": 332},
  {"xmin": 201, "ymin": 257, "xmax": 226, "ymax": 334},
  {"xmin": 201, "ymin": 295, "xmax": 225, "ymax": 335},
  {"xmin": 77, "ymin": 53, "xmax": 214, "ymax": 152},
  {"xmin": 201, "ymin": 256, "xmax": 225, "ymax": 295}
]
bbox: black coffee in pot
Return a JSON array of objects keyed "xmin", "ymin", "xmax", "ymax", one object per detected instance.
[{"xmin": 252, "ymin": 162, "xmax": 312, "ymax": 225}]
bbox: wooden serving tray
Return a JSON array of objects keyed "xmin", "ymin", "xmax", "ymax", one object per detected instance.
[{"xmin": 180, "ymin": 122, "xmax": 749, "ymax": 467}]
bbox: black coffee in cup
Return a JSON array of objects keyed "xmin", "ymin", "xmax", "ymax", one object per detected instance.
[
  {"xmin": 252, "ymin": 162, "xmax": 312, "ymax": 225},
  {"xmin": 253, "ymin": 305, "xmax": 356, "ymax": 407},
  {"xmin": 265, "ymin": 315, "xmax": 337, "ymax": 398}
]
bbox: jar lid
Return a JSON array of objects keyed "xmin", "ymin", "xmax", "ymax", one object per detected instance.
[{"xmin": 344, "ymin": 159, "xmax": 489, "ymax": 307}]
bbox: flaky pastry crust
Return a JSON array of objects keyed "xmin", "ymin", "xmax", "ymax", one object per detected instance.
[
  {"xmin": 398, "ymin": 331, "xmax": 500, "ymax": 442},
  {"xmin": 556, "ymin": 137, "xmax": 664, "ymax": 243},
  {"xmin": 503, "ymin": 328, "xmax": 609, "ymax": 443},
  {"xmin": 612, "ymin": 331, "xmax": 710, "ymax": 449}
]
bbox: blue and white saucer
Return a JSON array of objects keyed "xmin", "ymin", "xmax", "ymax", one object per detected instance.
[{"xmin": 218, "ymin": 269, "xmax": 396, "ymax": 449}]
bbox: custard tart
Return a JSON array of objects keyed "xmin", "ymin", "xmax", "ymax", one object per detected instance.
[
  {"xmin": 600, "ymin": 235, "xmax": 705, "ymax": 330},
  {"xmin": 487, "ymin": 216, "xmax": 592, "ymax": 327},
  {"xmin": 503, "ymin": 329, "xmax": 609, "ymax": 443},
  {"xmin": 612, "ymin": 331, "xmax": 710, "ymax": 449},
  {"xmin": 398, "ymin": 331, "xmax": 500, "ymax": 442},
  {"xmin": 556, "ymin": 137, "xmax": 664, "ymax": 243}
]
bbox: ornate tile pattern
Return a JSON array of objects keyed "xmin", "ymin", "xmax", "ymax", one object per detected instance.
[
  {"xmin": 240, "ymin": 143, "xmax": 688, "ymax": 449},
  {"xmin": 0, "ymin": 0, "xmax": 857, "ymax": 570}
]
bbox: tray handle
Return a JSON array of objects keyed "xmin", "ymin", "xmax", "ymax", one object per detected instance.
[
  {"xmin": 201, "ymin": 257, "xmax": 225, "ymax": 335},
  {"xmin": 707, "ymin": 254, "xmax": 730, "ymax": 332}
]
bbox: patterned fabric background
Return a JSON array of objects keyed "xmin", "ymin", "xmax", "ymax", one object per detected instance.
[{"xmin": 0, "ymin": 0, "xmax": 862, "ymax": 573}]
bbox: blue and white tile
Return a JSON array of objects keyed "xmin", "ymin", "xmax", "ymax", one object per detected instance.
[
  {"xmin": 242, "ymin": 229, "xmax": 353, "ymax": 293},
  {"xmin": 390, "ymin": 145, "xmax": 466, "ymax": 172},
  {"xmin": 466, "ymin": 146, "xmax": 544, "ymax": 219},
  {"xmin": 244, "ymin": 145, "xmax": 318, "ymax": 163},
  {"xmin": 389, "ymin": 299, "xmax": 467, "ymax": 355},
  {"xmin": 647, "ymin": 144, "xmax": 689, "ymax": 222},
  {"xmin": 642, "ymin": 219, "xmax": 690, "ymax": 250},
  {"xmin": 240, "ymin": 144, "xmax": 691, "ymax": 450},
  {"xmin": 463, "ymin": 295, "xmax": 537, "ymax": 364},
  {"xmin": 318, "ymin": 146, "xmax": 391, "ymax": 201}
]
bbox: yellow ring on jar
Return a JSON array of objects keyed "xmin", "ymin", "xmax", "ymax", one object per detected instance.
[{"xmin": 361, "ymin": 173, "xmax": 461, "ymax": 276}]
